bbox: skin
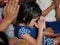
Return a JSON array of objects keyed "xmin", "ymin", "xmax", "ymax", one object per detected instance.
[
  {"xmin": 0, "ymin": 0, "xmax": 4, "ymax": 7},
  {"xmin": 54, "ymin": 0, "xmax": 60, "ymax": 21},
  {"xmin": 42, "ymin": 1, "xmax": 56, "ymax": 17},
  {"xmin": 0, "ymin": 0, "xmax": 19, "ymax": 32},
  {"xmin": 0, "ymin": 0, "xmax": 9, "ymax": 7},
  {"xmin": 18, "ymin": 16, "xmax": 45, "ymax": 45},
  {"xmin": 0, "ymin": 0, "xmax": 20, "ymax": 45},
  {"xmin": 0, "ymin": 0, "xmax": 60, "ymax": 45},
  {"xmin": 41, "ymin": 0, "xmax": 60, "ymax": 45},
  {"xmin": 41, "ymin": 0, "xmax": 60, "ymax": 37},
  {"xmin": 17, "ymin": 1, "xmax": 60, "ymax": 45},
  {"xmin": 14, "ymin": 1, "xmax": 60, "ymax": 45}
]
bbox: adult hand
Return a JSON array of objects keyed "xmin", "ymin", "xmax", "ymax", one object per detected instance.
[
  {"xmin": 51, "ymin": 1, "xmax": 58, "ymax": 9},
  {"xmin": 53, "ymin": 0, "xmax": 60, "ymax": 8},
  {"xmin": 3, "ymin": 0, "xmax": 19, "ymax": 21},
  {"xmin": 0, "ymin": 0, "xmax": 19, "ymax": 32}
]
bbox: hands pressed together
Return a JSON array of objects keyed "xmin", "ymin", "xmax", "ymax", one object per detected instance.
[{"xmin": 34, "ymin": 16, "xmax": 45, "ymax": 30}]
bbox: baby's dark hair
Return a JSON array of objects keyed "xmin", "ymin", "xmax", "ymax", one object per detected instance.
[{"xmin": 17, "ymin": 2, "xmax": 42, "ymax": 24}]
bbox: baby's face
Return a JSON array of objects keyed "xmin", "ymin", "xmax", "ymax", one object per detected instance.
[{"xmin": 29, "ymin": 17, "xmax": 39, "ymax": 27}]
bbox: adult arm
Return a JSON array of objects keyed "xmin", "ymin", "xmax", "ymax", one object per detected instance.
[
  {"xmin": 42, "ymin": 2, "xmax": 55, "ymax": 17},
  {"xmin": 19, "ymin": 16, "xmax": 45, "ymax": 45},
  {"xmin": 43, "ymin": 31, "xmax": 60, "ymax": 38},
  {"xmin": 54, "ymin": 0, "xmax": 60, "ymax": 20},
  {"xmin": 0, "ymin": 0, "xmax": 19, "ymax": 32}
]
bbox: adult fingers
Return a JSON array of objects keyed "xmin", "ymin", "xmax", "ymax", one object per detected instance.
[
  {"xmin": 13, "ymin": 0, "xmax": 19, "ymax": 10},
  {"xmin": 11, "ymin": 0, "xmax": 16, "ymax": 8},
  {"xmin": 15, "ymin": 5, "xmax": 20, "ymax": 15}
]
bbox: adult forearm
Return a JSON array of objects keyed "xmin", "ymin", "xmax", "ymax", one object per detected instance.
[
  {"xmin": 0, "ymin": 0, "xmax": 19, "ymax": 32},
  {"xmin": 0, "ymin": 18, "xmax": 13, "ymax": 32},
  {"xmin": 42, "ymin": 4, "xmax": 54, "ymax": 17},
  {"xmin": 36, "ymin": 29, "xmax": 43, "ymax": 45},
  {"xmin": 43, "ymin": 31, "xmax": 57, "ymax": 38},
  {"xmin": 55, "ymin": 7, "xmax": 60, "ymax": 21}
]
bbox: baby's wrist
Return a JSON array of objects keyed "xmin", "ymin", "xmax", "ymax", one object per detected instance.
[{"xmin": 38, "ymin": 27, "xmax": 43, "ymax": 31}]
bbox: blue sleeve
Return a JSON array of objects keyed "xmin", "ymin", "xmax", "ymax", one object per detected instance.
[{"xmin": 18, "ymin": 27, "xmax": 30, "ymax": 38}]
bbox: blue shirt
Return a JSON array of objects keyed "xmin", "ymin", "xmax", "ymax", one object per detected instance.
[
  {"xmin": 16, "ymin": 24, "xmax": 54, "ymax": 45},
  {"xmin": 17, "ymin": 24, "xmax": 37, "ymax": 38},
  {"xmin": 46, "ymin": 21, "xmax": 60, "ymax": 34}
]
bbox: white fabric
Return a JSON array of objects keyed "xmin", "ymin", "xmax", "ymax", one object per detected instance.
[
  {"xmin": 36, "ymin": 0, "xmax": 56, "ymax": 22},
  {"xmin": 6, "ymin": 24, "xmax": 15, "ymax": 38}
]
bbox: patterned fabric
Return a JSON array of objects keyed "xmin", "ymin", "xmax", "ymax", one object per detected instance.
[
  {"xmin": 42, "ymin": 36, "xmax": 54, "ymax": 45},
  {"xmin": 47, "ymin": 38, "xmax": 54, "ymax": 45},
  {"xmin": 42, "ymin": 36, "xmax": 47, "ymax": 45},
  {"xmin": 17, "ymin": 24, "xmax": 37, "ymax": 38},
  {"xmin": 17, "ymin": 25, "xmax": 54, "ymax": 45},
  {"xmin": 18, "ymin": 27, "xmax": 30, "ymax": 38}
]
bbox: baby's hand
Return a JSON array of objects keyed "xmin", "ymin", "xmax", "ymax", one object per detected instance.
[{"xmin": 34, "ymin": 16, "xmax": 46, "ymax": 30}]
